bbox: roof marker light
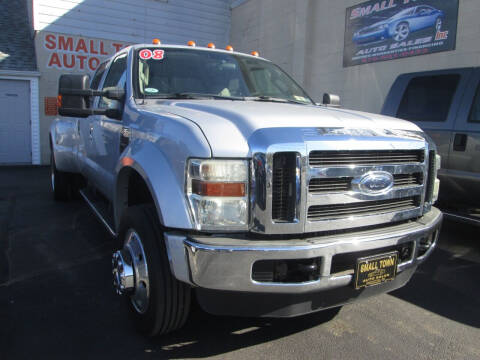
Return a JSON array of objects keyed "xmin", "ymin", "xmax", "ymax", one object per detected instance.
[
  {"xmin": 187, "ymin": 40, "xmax": 196, "ymax": 47},
  {"xmin": 251, "ymin": 51, "xmax": 259, "ymax": 57},
  {"xmin": 226, "ymin": 45, "xmax": 234, "ymax": 52},
  {"xmin": 207, "ymin": 43, "xmax": 216, "ymax": 49},
  {"xmin": 152, "ymin": 38, "xmax": 161, "ymax": 45}
]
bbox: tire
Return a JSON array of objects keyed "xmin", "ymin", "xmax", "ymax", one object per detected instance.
[
  {"xmin": 393, "ymin": 22, "xmax": 410, "ymax": 42},
  {"xmin": 50, "ymin": 151, "xmax": 72, "ymax": 201},
  {"xmin": 117, "ymin": 205, "xmax": 191, "ymax": 337}
]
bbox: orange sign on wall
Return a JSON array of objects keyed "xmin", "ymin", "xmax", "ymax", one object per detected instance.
[{"xmin": 44, "ymin": 97, "xmax": 58, "ymax": 116}]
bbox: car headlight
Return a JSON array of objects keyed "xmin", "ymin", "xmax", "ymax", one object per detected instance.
[{"xmin": 186, "ymin": 159, "xmax": 249, "ymax": 231}]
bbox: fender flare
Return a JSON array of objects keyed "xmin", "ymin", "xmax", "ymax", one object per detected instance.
[{"xmin": 113, "ymin": 143, "xmax": 194, "ymax": 232}]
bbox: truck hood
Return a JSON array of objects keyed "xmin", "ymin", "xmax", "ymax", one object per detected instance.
[{"xmin": 140, "ymin": 99, "xmax": 423, "ymax": 157}]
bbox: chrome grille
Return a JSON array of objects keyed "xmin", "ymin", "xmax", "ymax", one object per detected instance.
[
  {"xmin": 250, "ymin": 137, "xmax": 427, "ymax": 235},
  {"xmin": 425, "ymin": 150, "xmax": 436, "ymax": 204},
  {"xmin": 309, "ymin": 173, "xmax": 423, "ymax": 193},
  {"xmin": 307, "ymin": 197, "xmax": 420, "ymax": 221},
  {"xmin": 309, "ymin": 150, "xmax": 424, "ymax": 166}
]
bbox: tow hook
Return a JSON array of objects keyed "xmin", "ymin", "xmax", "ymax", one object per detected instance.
[{"xmin": 112, "ymin": 250, "xmax": 135, "ymax": 295}]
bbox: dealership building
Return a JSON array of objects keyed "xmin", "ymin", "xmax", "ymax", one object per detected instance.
[{"xmin": 0, "ymin": 0, "xmax": 476, "ymax": 165}]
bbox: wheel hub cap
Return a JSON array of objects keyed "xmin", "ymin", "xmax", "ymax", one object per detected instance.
[
  {"xmin": 112, "ymin": 230, "xmax": 150, "ymax": 314},
  {"xmin": 112, "ymin": 250, "xmax": 135, "ymax": 294}
]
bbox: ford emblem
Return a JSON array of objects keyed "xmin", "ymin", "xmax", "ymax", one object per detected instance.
[{"xmin": 353, "ymin": 171, "xmax": 394, "ymax": 195}]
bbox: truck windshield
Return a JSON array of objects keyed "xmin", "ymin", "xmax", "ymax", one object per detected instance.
[{"xmin": 135, "ymin": 48, "xmax": 313, "ymax": 105}]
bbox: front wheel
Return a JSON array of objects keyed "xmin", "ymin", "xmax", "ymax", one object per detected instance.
[
  {"xmin": 393, "ymin": 22, "xmax": 410, "ymax": 42},
  {"xmin": 113, "ymin": 205, "xmax": 191, "ymax": 337}
]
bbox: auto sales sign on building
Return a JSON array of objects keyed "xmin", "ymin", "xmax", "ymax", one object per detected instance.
[{"xmin": 343, "ymin": 0, "xmax": 459, "ymax": 67}]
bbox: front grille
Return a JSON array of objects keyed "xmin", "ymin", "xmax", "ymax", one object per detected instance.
[
  {"xmin": 309, "ymin": 150, "xmax": 424, "ymax": 166},
  {"xmin": 307, "ymin": 196, "xmax": 420, "ymax": 221},
  {"xmin": 309, "ymin": 173, "xmax": 423, "ymax": 193},
  {"xmin": 272, "ymin": 152, "xmax": 297, "ymax": 222},
  {"xmin": 260, "ymin": 147, "xmax": 426, "ymax": 234}
]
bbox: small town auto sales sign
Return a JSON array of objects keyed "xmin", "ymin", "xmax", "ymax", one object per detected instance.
[{"xmin": 343, "ymin": 0, "xmax": 459, "ymax": 67}]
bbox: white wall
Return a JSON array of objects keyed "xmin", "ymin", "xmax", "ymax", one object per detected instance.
[
  {"xmin": 231, "ymin": 0, "xmax": 480, "ymax": 113},
  {"xmin": 34, "ymin": 0, "xmax": 231, "ymax": 47}
]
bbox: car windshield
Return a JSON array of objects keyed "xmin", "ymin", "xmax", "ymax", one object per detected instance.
[
  {"xmin": 390, "ymin": 8, "xmax": 414, "ymax": 19},
  {"xmin": 135, "ymin": 48, "xmax": 313, "ymax": 105}
]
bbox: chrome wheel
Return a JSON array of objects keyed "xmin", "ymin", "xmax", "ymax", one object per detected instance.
[
  {"xmin": 435, "ymin": 18, "xmax": 442, "ymax": 32},
  {"xmin": 393, "ymin": 23, "xmax": 410, "ymax": 41},
  {"xmin": 112, "ymin": 229, "xmax": 150, "ymax": 314}
]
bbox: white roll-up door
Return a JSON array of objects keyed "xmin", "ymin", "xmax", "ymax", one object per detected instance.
[{"xmin": 0, "ymin": 79, "xmax": 31, "ymax": 164}]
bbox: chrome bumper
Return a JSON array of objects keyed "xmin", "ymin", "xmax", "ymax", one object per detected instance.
[{"xmin": 165, "ymin": 207, "xmax": 442, "ymax": 294}]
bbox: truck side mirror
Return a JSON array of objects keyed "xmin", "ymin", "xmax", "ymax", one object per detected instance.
[
  {"xmin": 322, "ymin": 93, "xmax": 341, "ymax": 107},
  {"xmin": 58, "ymin": 74, "xmax": 125, "ymax": 119},
  {"xmin": 58, "ymin": 74, "xmax": 91, "ymax": 118}
]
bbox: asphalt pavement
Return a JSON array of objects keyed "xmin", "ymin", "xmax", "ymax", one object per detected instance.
[{"xmin": 1, "ymin": 166, "xmax": 479, "ymax": 360}]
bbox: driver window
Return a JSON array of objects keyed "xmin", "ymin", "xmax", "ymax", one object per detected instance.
[
  {"xmin": 416, "ymin": 7, "xmax": 430, "ymax": 15},
  {"xmin": 89, "ymin": 62, "xmax": 107, "ymax": 106},
  {"xmin": 99, "ymin": 53, "xmax": 127, "ymax": 109},
  {"xmin": 91, "ymin": 62, "xmax": 107, "ymax": 90}
]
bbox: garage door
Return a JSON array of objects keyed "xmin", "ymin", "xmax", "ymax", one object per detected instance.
[{"xmin": 0, "ymin": 80, "xmax": 31, "ymax": 164}]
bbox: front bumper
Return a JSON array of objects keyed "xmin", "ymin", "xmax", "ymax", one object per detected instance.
[
  {"xmin": 353, "ymin": 28, "xmax": 389, "ymax": 44},
  {"xmin": 165, "ymin": 207, "xmax": 442, "ymax": 295}
]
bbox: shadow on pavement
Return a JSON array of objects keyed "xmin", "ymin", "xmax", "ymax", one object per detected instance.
[
  {"xmin": 391, "ymin": 219, "xmax": 480, "ymax": 328},
  {"xmin": 0, "ymin": 256, "xmax": 339, "ymax": 359},
  {"xmin": 146, "ymin": 304, "xmax": 339, "ymax": 359}
]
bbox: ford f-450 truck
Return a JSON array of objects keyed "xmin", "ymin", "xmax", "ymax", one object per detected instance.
[{"xmin": 51, "ymin": 42, "xmax": 442, "ymax": 336}]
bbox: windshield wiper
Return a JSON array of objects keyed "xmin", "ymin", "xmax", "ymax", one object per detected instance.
[
  {"xmin": 245, "ymin": 96, "xmax": 308, "ymax": 105},
  {"xmin": 147, "ymin": 92, "xmax": 244, "ymax": 101}
]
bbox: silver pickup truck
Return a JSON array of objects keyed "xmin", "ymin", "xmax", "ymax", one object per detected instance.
[{"xmin": 51, "ymin": 42, "xmax": 443, "ymax": 337}]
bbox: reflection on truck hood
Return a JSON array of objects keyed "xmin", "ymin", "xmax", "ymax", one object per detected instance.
[{"xmin": 141, "ymin": 99, "xmax": 423, "ymax": 157}]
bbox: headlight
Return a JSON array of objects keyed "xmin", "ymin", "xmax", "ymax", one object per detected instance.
[
  {"xmin": 375, "ymin": 24, "xmax": 388, "ymax": 31},
  {"xmin": 186, "ymin": 159, "xmax": 249, "ymax": 231}
]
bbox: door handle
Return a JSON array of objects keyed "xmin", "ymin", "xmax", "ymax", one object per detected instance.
[
  {"xmin": 89, "ymin": 124, "xmax": 94, "ymax": 141},
  {"xmin": 453, "ymin": 133, "xmax": 467, "ymax": 152}
]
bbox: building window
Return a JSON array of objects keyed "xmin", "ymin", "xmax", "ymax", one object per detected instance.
[{"xmin": 397, "ymin": 75, "xmax": 460, "ymax": 122}]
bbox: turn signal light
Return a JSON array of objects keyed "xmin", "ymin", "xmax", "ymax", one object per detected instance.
[
  {"xmin": 187, "ymin": 40, "xmax": 196, "ymax": 47},
  {"xmin": 207, "ymin": 43, "xmax": 216, "ymax": 49},
  {"xmin": 152, "ymin": 38, "xmax": 161, "ymax": 45},
  {"xmin": 192, "ymin": 180, "xmax": 246, "ymax": 197},
  {"xmin": 251, "ymin": 51, "xmax": 259, "ymax": 57},
  {"xmin": 226, "ymin": 45, "xmax": 234, "ymax": 52},
  {"xmin": 57, "ymin": 95, "xmax": 62, "ymax": 108},
  {"xmin": 121, "ymin": 157, "xmax": 135, "ymax": 167}
]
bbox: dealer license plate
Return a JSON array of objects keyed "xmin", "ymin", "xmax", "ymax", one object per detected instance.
[{"xmin": 355, "ymin": 252, "xmax": 398, "ymax": 289}]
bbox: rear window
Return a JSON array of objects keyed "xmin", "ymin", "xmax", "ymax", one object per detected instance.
[{"xmin": 397, "ymin": 75, "xmax": 460, "ymax": 122}]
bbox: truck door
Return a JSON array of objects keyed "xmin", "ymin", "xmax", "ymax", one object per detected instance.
[
  {"xmin": 447, "ymin": 69, "xmax": 480, "ymax": 206},
  {"xmin": 92, "ymin": 52, "xmax": 128, "ymax": 200},
  {"xmin": 77, "ymin": 61, "xmax": 108, "ymax": 183},
  {"xmin": 383, "ymin": 68, "xmax": 473, "ymax": 204},
  {"xmin": 393, "ymin": 70, "xmax": 471, "ymax": 170}
]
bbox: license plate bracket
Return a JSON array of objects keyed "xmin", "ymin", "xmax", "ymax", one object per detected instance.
[{"xmin": 355, "ymin": 251, "xmax": 398, "ymax": 289}]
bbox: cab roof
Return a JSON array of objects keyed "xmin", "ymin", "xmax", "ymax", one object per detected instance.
[{"xmin": 126, "ymin": 43, "xmax": 269, "ymax": 61}]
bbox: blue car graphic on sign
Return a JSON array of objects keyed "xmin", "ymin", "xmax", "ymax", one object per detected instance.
[{"xmin": 353, "ymin": 5, "xmax": 444, "ymax": 45}]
